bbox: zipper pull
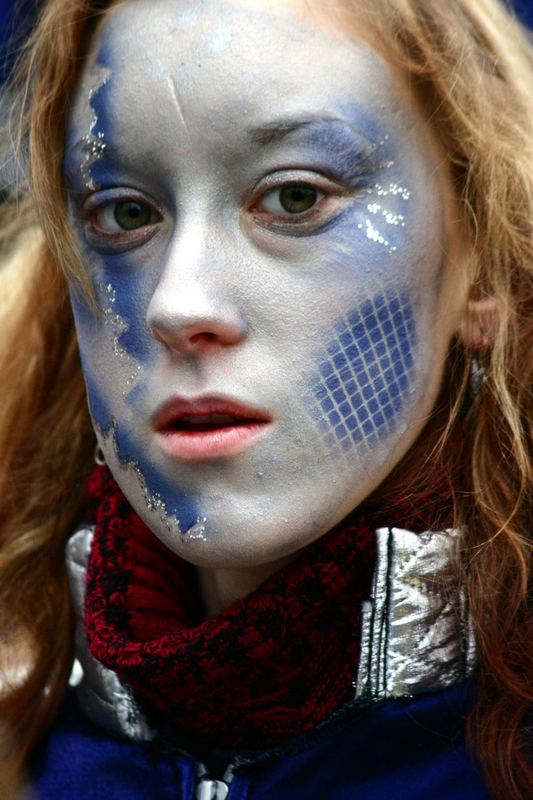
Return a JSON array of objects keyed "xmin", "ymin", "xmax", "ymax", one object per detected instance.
[{"xmin": 196, "ymin": 779, "xmax": 230, "ymax": 800}]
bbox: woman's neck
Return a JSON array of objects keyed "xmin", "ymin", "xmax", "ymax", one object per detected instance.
[{"xmin": 197, "ymin": 555, "xmax": 295, "ymax": 616}]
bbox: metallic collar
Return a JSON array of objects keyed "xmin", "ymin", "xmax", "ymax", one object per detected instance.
[{"xmin": 66, "ymin": 525, "xmax": 475, "ymax": 742}]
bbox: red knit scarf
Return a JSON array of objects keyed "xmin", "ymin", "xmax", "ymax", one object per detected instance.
[{"xmin": 83, "ymin": 466, "xmax": 444, "ymax": 750}]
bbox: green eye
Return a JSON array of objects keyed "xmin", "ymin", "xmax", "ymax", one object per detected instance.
[
  {"xmin": 261, "ymin": 184, "xmax": 322, "ymax": 216},
  {"xmin": 114, "ymin": 201, "xmax": 152, "ymax": 230},
  {"xmin": 279, "ymin": 185, "xmax": 318, "ymax": 213}
]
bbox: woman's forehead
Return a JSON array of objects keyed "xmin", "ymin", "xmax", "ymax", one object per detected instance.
[
  {"xmin": 86, "ymin": 0, "xmax": 397, "ymax": 115},
  {"xmin": 69, "ymin": 0, "xmax": 422, "ymax": 172}
]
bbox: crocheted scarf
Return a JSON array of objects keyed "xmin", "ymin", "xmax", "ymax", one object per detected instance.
[{"xmin": 83, "ymin": 466, "xmax": 442, "ymax": 750}]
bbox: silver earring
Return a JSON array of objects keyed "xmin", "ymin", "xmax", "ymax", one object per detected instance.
[
  {"xmin": 469, "ymin": 356, "xmax": 486, "ymax": 399},
  {"xmin": 94, "ymin": 444, "xmax": 106, "ymax": 466}
]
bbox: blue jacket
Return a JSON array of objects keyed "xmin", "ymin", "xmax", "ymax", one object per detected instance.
[{"xmin": 31, "ymin": 682, "xmax": 490, "ymax": 799}]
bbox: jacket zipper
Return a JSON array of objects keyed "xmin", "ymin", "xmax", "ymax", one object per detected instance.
[{"xmin": 195, "ymin": 762, "xmax": 236, "ymax": 800}]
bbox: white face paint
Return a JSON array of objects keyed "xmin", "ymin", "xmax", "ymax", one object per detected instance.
[{"xmin": 65, "ymin": 0, "xmax": 463, "ymax": 567}]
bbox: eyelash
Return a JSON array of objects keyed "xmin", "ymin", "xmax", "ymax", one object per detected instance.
[{"xmin": 82, "ymin": 173, "xmax": 350, "ymax": 251}]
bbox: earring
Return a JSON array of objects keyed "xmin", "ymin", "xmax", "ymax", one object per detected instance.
[
  {"xmin": 469, "ymin": 356, "xmax": 486, "ymax": 400},
  {"xmin": 94, "ymin": 443, "xmax": 106, "ymax": 466}
]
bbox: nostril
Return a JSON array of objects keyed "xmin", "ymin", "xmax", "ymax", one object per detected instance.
[{"xmin": 189, "ymin": 332, "xmax": 218, "ymax": 345}]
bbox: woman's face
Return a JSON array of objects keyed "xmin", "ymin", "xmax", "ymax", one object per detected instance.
[{"xmin": 65, "ymin": 0, "xmax": 466, "ymax": 567}]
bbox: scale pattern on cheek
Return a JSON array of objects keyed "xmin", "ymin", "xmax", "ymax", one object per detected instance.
[{"xmin": 307, "ymin": 289, "xmax": 417, "ymax": 460}]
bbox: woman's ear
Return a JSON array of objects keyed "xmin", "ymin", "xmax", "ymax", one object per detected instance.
[{"xmin": 457, "ymin": 295, "xmax": 500, "ymax": 350}]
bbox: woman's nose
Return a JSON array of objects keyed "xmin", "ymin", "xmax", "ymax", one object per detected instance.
[{"xmin": 147, "ymin": 287, "xmax": 247, "ymax": 354}]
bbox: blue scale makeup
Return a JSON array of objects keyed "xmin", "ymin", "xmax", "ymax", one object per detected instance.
[
  {"xmin": 64, "ymin": 0, "xmax": 458, "ymax": 570},
  {"xmin": 306, "ymin": 290, "xmax": 417, "ymax": 460}
]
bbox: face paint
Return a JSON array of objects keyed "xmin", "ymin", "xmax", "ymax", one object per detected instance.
[{"xmin": 65, "ymin": 0, "xmax": 459, "ymax": 568}]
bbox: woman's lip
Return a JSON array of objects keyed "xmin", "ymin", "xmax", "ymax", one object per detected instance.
[
  {"xmin": 155, "ymin": 422, "xmax": 269, "ymax": 461},
  {"xmin": 152, "ymin": 396, "xmax": 272, "ymax": 461}
]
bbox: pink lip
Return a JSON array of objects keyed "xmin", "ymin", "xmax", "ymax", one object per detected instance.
[{"xmin": 152, "ymin": 396, "xmax": 272, "ymax": 461}]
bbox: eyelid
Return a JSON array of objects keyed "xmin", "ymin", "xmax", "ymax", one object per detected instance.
[
  {"xmin": 81, "ymin": 187, "xmax": 164, "ymax": 220},
  {"xmin": 246, "ymin": 169, "xmax": 354, "ymax": 236},
  {"xmin": 249, "ymin": 169, "xmax": 348, "ymax": 202},
  {"xmin": 81, "ymin": 188, "xmax": 164, "ymax": 253}
]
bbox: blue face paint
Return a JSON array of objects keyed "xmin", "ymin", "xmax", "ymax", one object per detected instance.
[
  {"xmin": 307, "ymin": 290, "xmax": 417, "ymax": 459},
  {"xmin": 66, "ymin": 40, "xmax": 202, "ymax": 536},
  {"xmin": 64, "ymin": 0, "xmax": 453, "ymax": 567}
]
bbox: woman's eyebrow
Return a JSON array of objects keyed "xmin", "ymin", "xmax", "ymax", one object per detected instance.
[{"xmin": 248, "ymin": 115, "xmax": 378, "ymax": 148}]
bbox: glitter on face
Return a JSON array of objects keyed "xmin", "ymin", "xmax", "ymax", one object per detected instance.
[
  {"xmin": 99, "ymin": 282, "xmax": 143, "ymax": 391},
  {"xmin": 306, "ymin": 290, "xmax": 417, "ymax": 462},
  {"xmin": 79, "ymin": 66, "xmax": 111, "ymax": 191},
  {"xmin": 65, "ymin": 0, "xmax": 450, "ymax": 564},
  {"xmin": 375, "ymin": 183, "xmax": 411, "ymax": 200}
]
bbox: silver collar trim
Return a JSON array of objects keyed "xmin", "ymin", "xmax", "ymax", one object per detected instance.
[
  {"xmin": 66, "ymin": 524, "xmax": 475, "ymax": 741},
  {"xmin": 355, "ymin": 527, "xmax": 476, "ymax": 699}
]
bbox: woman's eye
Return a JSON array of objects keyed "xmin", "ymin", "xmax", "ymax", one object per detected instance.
[
  {"xmin": 261, "ymin": 184, "xmax": 324, "ymax": 215},
  {"xmin": 92, "ymin": 200, "xmax": 155, "ymax": 232}
]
